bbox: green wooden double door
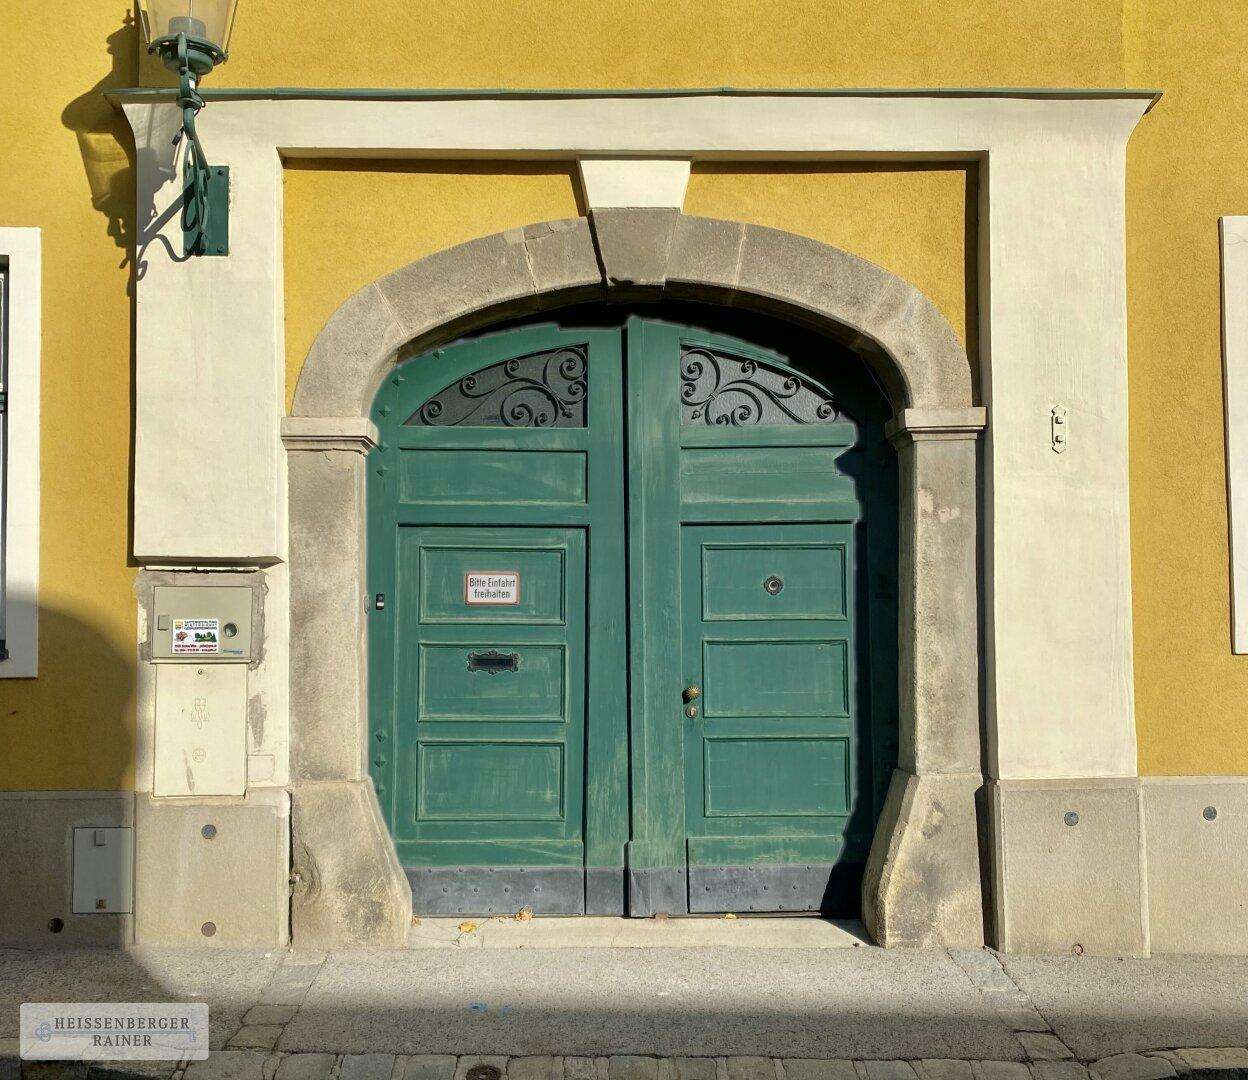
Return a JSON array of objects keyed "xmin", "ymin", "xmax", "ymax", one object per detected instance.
[{"xmin": 368, "ymin": 314, "xmax": 896, "ymax": 916}]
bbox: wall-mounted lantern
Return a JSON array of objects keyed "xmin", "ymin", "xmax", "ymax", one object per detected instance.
[{"xmin": 137, "ymin": 0, "xmax": 237, "ymax": 257}]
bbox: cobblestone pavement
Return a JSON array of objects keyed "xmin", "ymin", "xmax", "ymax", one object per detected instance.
[
  {"xmin": 2, "ymin": 943, "xmax": 1247, "ymax": 1080},
  {"xmin": 4, "ymin": 1047, "xmax": 1248, "ymax": 1080}
]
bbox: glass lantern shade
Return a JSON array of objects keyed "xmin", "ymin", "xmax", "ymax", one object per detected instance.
[{"xmin": 139, "ymin": 0, "xmax": 237, "ymax": 55}]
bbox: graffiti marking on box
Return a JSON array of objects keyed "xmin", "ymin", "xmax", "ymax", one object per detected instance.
[
  {"xmin": 171, "ymin": 618, "xmax": 220, "ymax": 654},
  {"xmin": 464, "ymin": 571, "xmax": 520, "ymax": 606}
]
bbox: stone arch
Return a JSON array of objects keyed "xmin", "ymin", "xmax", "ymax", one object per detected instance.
[
  {"xmin": 282, "ymin": 211, "xmax": 987, "ymax": 950},
  {"xmin": 290, "ymin": 213, "xmax": 975, "ymax": 420}
]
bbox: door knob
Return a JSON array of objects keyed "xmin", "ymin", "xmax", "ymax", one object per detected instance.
[{"xmin": 683, "ymin": 685, "xmax": 701, "ymax": 702}]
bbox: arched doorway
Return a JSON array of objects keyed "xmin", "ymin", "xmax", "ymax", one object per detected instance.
[
  {"xmin": 284, "ymin": 213, "xmax": 984, "ymax": 948},
  {"xmin": 365, "ymin": 304, "xmax": 898, "ymax": 916}
]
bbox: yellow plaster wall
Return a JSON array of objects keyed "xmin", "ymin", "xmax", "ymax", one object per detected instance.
[
  {"xmin": 1125, "ymin": 2, "xmax": 1248, "ymax": 775},
  {"xmin": 5, "ymin": 0, "xmax": 1247, "ymax": 789},
  {"xmin": 0, "ymin": 3, "xmax": 139, "ymax": 790},
  {"xmin": 283, "ymin": 163, "xmax": 581, "ymax": 409},
  {"xmin": 204, "ymin": 1, "xmax": 1124, "ymax": 91}
]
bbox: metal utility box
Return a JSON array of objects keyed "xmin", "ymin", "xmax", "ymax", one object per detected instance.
[
  {"xmin": 151, "ymin": 585, "xmax": 254, "ymax": 662},
  {"xmin": 72, "ymin": 827, "xmax": 134, "ymax": 914}
]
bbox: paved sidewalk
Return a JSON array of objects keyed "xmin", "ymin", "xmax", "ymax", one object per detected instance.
[{"xmin": 2, "ymin": 922, "xmax": 1247, "ymax": 1079}]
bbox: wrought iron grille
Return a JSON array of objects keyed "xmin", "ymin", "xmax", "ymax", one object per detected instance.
[
  {"xmin": 680, "ymin": 346, "xmax": 841, "ymax": 426},
  {"xmin": 405, "ymin": 345, "xmax": 588, "ymax": 428}
]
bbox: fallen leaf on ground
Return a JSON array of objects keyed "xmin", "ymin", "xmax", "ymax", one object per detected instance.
[
  {"xmin": 410, "ymin": 916, "xmax": 422, "ymax": 926},
  {"xmin": 514, "ymin": 906, "xmax": 534, "ymax": 921},
  {"xmin": 458, "ymin": 920, "xmax": 478, "ymax": 933},
  {"xmin": 722, "ymin": 912, "xmax": 738, "ymax": 920}
]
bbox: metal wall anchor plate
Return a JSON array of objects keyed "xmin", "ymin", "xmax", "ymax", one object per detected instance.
[{"xmin": 1051, "ymin": 405, "xmax": 1068, "ymax": 453}]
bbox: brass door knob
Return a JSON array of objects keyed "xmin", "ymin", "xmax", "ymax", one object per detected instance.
[{"xmin": 683, "ymin": 685, "xmax": 701, "ymax": 702}]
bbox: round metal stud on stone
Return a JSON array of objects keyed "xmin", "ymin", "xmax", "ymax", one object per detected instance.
[
  {"xmin": 201, "ymin": 824, "xmax": 217, "ymax": 840},
  {"xmin": 1203, "ymin": 806, "xmax": 1218, "ymax": 821},
  {"xmin": 1063, "ymin": 811, "xmax": 1079, "ymax": 826},
  {"xmin": 201, "ymin": 922, "xmax": 217, "ymax": 937}
]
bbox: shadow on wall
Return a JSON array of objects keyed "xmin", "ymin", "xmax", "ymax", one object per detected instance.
[
  {"xmin": 0, "ymin": 599, "xmax": 137, "ymax": 949},
  {"xmin": 61, "ymin": 13, "xmax": 141, "ymax": 284}
]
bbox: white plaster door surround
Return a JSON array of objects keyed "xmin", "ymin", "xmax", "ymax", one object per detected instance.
[{"xmin": 118, "ymin": 88, "xmax": 1156, "ymax": 949}]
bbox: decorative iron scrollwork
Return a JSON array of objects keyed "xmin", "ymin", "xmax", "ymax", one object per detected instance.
[
  {"xmin": 467, "ymin": 649, "xmax": 521, "ymax": 675},
  {"xmin": 406, "ymin": 346, "xmax": 588, "ymax": 428},
  {"xmin": 680, "ymin": 346, "xmax": 840, "ymax": 426}
]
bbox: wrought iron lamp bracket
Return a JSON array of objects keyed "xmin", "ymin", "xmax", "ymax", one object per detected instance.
[{"xmin": 148, "ymin": 32, "xmax": 230, "ymax": 258}]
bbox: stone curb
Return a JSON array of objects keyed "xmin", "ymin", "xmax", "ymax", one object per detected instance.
[{"xmin": 4, "ymin": 1050, "xmax": 1247, "ymax": 1080}]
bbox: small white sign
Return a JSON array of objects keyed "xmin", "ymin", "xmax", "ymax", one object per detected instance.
[
  {"xmin": 171, "ymin": 618, "xmax": 220, "ymax": 654},
  {"xmin": 465, "ymin": 571, "xmax": 520, "ymax": 605},
  {"xmin": 21, "ymin": 1002, "xmax": 209, "ymax": 1060}
]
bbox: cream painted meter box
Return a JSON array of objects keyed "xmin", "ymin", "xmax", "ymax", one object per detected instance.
[
  {"xmin": 149, "ymin": 585, "xmax": 257, "ymax": 800},
  {"xmin": 151, "ymin": 586, "xmax": 255, "ymax": 661}
]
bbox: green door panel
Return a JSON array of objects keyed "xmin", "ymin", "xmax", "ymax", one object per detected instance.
[
  {"xmin": 418, "ymin": 741, "xmax": 565, "ymax": 820},
  {"xmin": 702, "ymin": 737, "xmax": 851, "ymax": 817},
  {"xmin": 418, "ymin": 544, "xmax": 566, "ymax": 625},
  {"xmin": 401, "ymin": 448, "xmax": 588, "ymax": 505},
  {"xmin": 701, "ymin": 638, "xmax": 850, "ymax": 719},
  {"xmin": 417, "ymin": 643, "xmax": 566, "ymax": 720},
  {"xmin": 681, "ymin": 446, "xmax": 856, "ymax": 506},
  {"xmin": 701, "ymin": 542, "xmax": 848, "ymax": 621}
]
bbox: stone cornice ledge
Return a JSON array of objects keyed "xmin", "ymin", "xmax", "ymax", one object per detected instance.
[
  {"xmin": 281, "ymin": 416, "xmax": 379, "ymax": 453},
  {"xmin": 887, "ymin": 407, "xmax": 988, "ymax": 444},
  {"xmin": 105, "ymin": 86, "xmax": 1163, "ymax": 108}
]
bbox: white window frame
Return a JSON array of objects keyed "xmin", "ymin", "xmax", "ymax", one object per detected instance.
[
  {"xmin": 1222, "ymin": 217, "xmax": 1248, "ymax": 654},
  {"xmin": 0, "ymin": 227, "xmax": 41, "ymax": 677}
]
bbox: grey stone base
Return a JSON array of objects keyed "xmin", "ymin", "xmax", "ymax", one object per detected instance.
[
  {"xmin": 862, "ymin": 770, "xmax": 986, "ymax": 948},
  {"xmin": 0, "ymin": 790, "xmax": 134, "ymax": 947},
  {"xmin": 408, "ymin": 867, "xmax": 586, "ymax": 916},
  {"xmin": 1142, "ymin": 776, "xmax": 1248, "ymax": 955},
  {"xmin": 291, "ymin": 780, "xmax": 411, "ymax": 948},
  {"xmin": 135, "ymin": 789, "xmax": 289, "ymax": 947},
  {"xmin": 988, "ymin": 778, "xmax": 1146, "ymax": 957},
  {"xmin": 627, "ymin": 867, "xmax": 687, "ymax": 917}
]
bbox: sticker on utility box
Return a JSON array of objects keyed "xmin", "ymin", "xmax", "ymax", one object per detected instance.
[
  {"xmin": 464, "ymin": 571, "xmax": 520, "ymax": 605},
  {"xmin": 170, "ymin": 618, "xmax": 220, "ymax": 654}
]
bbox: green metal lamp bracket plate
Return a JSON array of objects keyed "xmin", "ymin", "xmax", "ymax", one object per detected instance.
[{"xmin": 185, "ymin": 165, "xmax": 229, "ymax": 257}]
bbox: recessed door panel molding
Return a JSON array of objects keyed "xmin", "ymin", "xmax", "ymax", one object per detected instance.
[
  {"xmin": 701, "ymin": 542, "xmax": 848, "ymax": 621},
  {"xmin": 417, "ymin": 643, "xmax": 567, "ymax": 722},
  {"xmin": 417, "ymin": 741, "xmax": 565, "ymax": 821},
  {"xmin": 418, "ymin": 544, "xmax": 566, "ymax": 625},
  {"xmin": 400, "ymin": 449, "xmax": 588, "ymax": 505},
  {"xmin": 703, "ymin": 737, "xmax": 851, "ymax": 818},
  {"xmin": 702, "ymin": 639, "xmax": 850, "ymax": 719}
]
